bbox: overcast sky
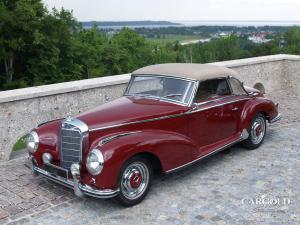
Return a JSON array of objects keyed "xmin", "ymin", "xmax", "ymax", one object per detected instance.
[{"xmin": 42, "ymin": 0, "xmax": 300, "ymax": 21}]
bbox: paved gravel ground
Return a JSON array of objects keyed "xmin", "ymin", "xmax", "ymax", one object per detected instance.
[{"xmin": 0, "ymin": 91, "xmax": 299, "ymax": 225}]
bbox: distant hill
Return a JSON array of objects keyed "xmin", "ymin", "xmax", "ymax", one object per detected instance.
[{"xmin": 81, "ymin": 20, "xmax": 182, "ymax": 28}]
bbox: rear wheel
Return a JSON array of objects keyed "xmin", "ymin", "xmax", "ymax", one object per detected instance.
[
  {"xmin": 243, "ymin": 113, "xmax": 266, "ymax": 150},
  {"xmin": 116, "ymin": 156, "xmax": 153, "ymax": 206}
]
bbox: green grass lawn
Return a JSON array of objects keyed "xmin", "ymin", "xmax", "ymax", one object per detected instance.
[{"xmin": 13, "ymin": 136, "xmax": 27, "ymax": 151}]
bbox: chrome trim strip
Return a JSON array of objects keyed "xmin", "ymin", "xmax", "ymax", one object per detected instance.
[
  {"xmin": 269, "ymin": 113, "xmax": 282, "ymax": 124},
  {"xmin": 130, "ymin": 73, "xmax": 198, "ymax": 83},
  {"xmin": 79, "ymin": 185, "xmax": 119, "ymax": 198},
  {"xmin": 188, "ymin": 80, "xmax": 199, "ymax": 107},
  {"xmin": 187, "ymin": 97, "xmax": 250, "ymax": 114},
  {"xmin": 99, "ymin": 131, "xmax": 142, "ymax": 146},
  {"xmin": 194, "ymin": 95, "xmax": 240, "ymax": 106},
  {"xmin": 38, "ymin": 118, "xmax": 63, "ymax": 128},
  {"xmin": 183, "ymin": 82, "xmax": 192, "ymax": 104},
  {"xmin": 166, "ymin": 129, "xmax": 249, "ymax": 174},
  {"xmin": 33, "ymin": 165, "xmax": 120, "ymax": 199},
  {"xmin": 89, "ymin": 97, "xmax": 250, "ymax": 132}
]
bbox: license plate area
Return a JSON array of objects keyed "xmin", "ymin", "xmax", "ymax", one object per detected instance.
[{"xmin": 44, "ymin": 163, "xmax": 69, "ymax": 179}]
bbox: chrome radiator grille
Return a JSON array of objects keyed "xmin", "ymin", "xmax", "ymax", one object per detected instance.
[{"xmin": 60, "ymin": 118, "xmax": 88, "ymax": 169}]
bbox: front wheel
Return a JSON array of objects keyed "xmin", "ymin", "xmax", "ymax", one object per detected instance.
[
  {"xmin": 116, "ymin": 156, "xmax": 153, "ymax": 206},
  {"xmin": 243, "ymin": 113, "xmax": 266, "ymax": 150}
]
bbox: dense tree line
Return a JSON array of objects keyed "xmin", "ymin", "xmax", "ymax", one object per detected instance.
[{"xmin": 1, "ymin": 0, "xmax": 300, "ymax": 91}]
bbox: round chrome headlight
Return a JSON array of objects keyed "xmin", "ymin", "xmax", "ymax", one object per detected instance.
[
  {"xmin": 86, "ymin": 149, "xmax": 104, "ymax": 176},
  {"xmin": 27, "ymin": 131, "xmax": 39, "ymax": 153}
]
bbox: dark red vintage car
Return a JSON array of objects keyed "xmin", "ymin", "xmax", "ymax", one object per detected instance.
[{"xmin": 27, "ymin": 64, "xmax": 281, "ymax": 206}]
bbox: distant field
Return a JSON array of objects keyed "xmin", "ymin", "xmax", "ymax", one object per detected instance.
[{"xmin": 146, "ymin": 34, "xmax": 208, "ymax": 44}]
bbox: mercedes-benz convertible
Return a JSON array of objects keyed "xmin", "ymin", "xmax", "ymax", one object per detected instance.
[{"xmin": 27, "ymin": 64, "xmax": 281, "ymax": 206}]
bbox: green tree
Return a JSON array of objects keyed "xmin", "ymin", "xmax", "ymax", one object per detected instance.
[
  {"xmin": 0, "ymin": 0, "xmax": 45, "ymax": 86},
  {"xmin": 284, "ymin": 27, "xmax": 300, "ymax": 54},
  {"xmin": 73, "ymin": 26, "xmax": 107, "ymax": 79},
  {"xmin": 29, "ymin": 8, "xmax": 82, "ymax": 84},
  {"xmin": 112, "ymin": 28, "xmax": 153, "ymax": 71},
  {"xmin": 0, "ymin": 0, "xmax": 299, "ymax": 91},
  {"xmin": 98, "ymin": 43, "xmax": 129, "ymax": 75},
  {"xmin": 216, "ymin": 36, "xmax": 248, "ymax": 61}
]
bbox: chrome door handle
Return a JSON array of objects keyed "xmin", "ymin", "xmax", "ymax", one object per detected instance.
[{"xmin": 232, "ymin": 107, "xmax": 239, "ymax": 111}]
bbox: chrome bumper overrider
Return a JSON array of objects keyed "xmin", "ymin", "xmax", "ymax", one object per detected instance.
[
  {"xmin": 270, "ymin": 113, "xmax": 282, "ymax": 124},
  {"xmin": 32, "ymin": 165, "xmax": 119, "ymax": 199}
]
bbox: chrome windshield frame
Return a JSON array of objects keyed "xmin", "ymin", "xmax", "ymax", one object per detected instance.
[{"xmin": 124, "ymin": 74, "xmax": 198, "ymax": 107}]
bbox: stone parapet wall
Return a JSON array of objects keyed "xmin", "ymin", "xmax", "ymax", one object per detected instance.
[{"xmin": 0, "ymin": 54, "xmax": 300, "ymax": 161}]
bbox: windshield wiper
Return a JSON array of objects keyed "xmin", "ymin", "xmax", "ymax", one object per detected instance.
[
  {"xmin": 133, "ymin": 93, "xmax": 160, "ymax": 100},
  {"xmin": 162, "ymin": 93, "xmax": 183, "ymax": 98}
]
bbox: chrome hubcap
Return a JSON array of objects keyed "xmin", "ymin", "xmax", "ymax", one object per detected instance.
[
  {"xmin": 121, "ymin": 162, "xmax": 149, "ymax": 200},
  {"xmin": 251, "ymin": 117, "xmax": 266, "ymax": 145}
]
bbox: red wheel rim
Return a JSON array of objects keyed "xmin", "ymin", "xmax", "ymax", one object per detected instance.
[{"xmin": 130, "ymin": 171, "xmax": 142, "ymax": 188}]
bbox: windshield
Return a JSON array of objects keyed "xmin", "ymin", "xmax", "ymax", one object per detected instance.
[{"xmin": 125, "ymin": 75, "xmax": 196, "ymax": 105}]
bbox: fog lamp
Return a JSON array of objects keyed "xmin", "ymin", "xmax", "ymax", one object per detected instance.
[
  {"xmin": 42, "ymin": 153, "xmax": 52, "ymax": 164},
  {"xmin": 71, "ymin": 163, "xmax": 80, "ymax": 177}
]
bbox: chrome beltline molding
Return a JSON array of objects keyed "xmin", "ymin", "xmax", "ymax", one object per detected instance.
[
  {"xmin": 89, "ymin": 97, "xmax": 250, "ymax": 132},
  {"xmin": 166, "ymin": 128, "xmax": 249, "ymax": 173},
  {"xmin": 186, "ymin": 97, "xmax": 250, "ymax": 114}
]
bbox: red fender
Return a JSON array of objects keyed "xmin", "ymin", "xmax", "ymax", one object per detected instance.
[
  {"xmin": 239, "ymin": 97, "xmax": 278, "ymax": 131},
  {"xmin": 82, "ymin": 129, "xmax": 198, "ymax": 189}
]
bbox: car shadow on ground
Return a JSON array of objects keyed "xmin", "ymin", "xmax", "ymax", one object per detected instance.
[{"xmin": 40, "ymin": 127, "xmax": 277, "ymax": 211}]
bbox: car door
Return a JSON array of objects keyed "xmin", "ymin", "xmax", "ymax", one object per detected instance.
[
  {"xmin": 221, "ymin": 76, "xmax": 250, "ymax": 135},
  {"xmin": 187, "ymin": 78, "xmax": 238, "ymax": 157},
  {"xmin": 217, "ymin": 95, "xmax": 247, "ymax": 140}
]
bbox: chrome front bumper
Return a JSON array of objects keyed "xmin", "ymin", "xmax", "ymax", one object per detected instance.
[
  {"xmin": 270, "ymin": 113, "xmax": 282, "ymax": 124},
  {"xmin": 32, "ymin": 164, "xmax": 119, "ymax": 199}
]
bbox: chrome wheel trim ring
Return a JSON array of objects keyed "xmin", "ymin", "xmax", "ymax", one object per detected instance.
[
  {"xmin": 251, "ymin": 117, "xmax": 266, "ymax": 145},
  {"xmin": 120, "ymin": 161, "xmax": 149, "ymax": 200}
]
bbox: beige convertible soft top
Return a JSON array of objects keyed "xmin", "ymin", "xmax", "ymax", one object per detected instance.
[{"xmin": 132, "ymin": 63, "xmax": 238, "ymax": 81}]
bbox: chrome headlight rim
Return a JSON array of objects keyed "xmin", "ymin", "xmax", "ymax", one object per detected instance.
[
  {"xmin": 86, "ymin": 149, "xmax": 104, "ymax": 176},
  {"xmin": 27, "ymin": 131, "xmax": 39, "ymax": 153}
]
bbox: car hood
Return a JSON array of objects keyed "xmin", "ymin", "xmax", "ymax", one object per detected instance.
[{"xmin": 76, "ymin": 96, "xmax": 188, "ymax": 131}]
